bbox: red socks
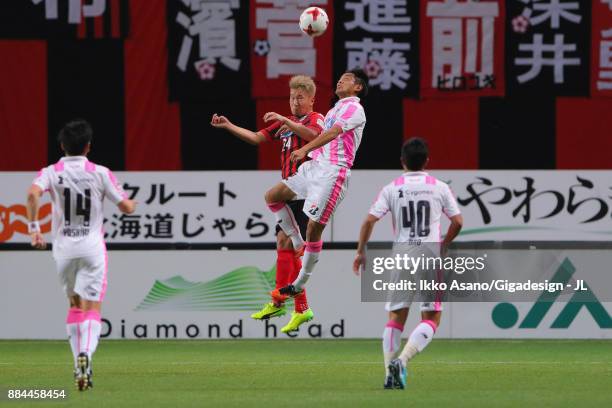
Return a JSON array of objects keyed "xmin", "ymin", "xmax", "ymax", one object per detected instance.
[{"xmin": 274, "ymin": 248, "xmax": 309, "ymax": 313}]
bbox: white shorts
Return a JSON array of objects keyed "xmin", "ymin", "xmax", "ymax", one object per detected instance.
[
  {"xmin": 282, "ymin": 160, "xmax": 350, "ymax": 225},
  {"xmin": 385, "ymin": 301, "xmax": 443, "ymax": 313},
  {"xmin": 385, "ymin": 244, "xmax": 444, "ymax": 313},
  {"xmin": 56, "ymin": 253, "xmax": 107, "ymax": 302}
]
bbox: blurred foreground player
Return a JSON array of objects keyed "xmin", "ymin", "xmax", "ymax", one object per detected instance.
[
  {"xmin": 266, "ymin": 69, "xmax": 368, "ymax": 306},
  {"xmin": 27, "ymin": 120, "xmax": 136, "ymax": 391},
  {"xmin": 353, "ymin": 138, "xmax": 463, "ymax": 389},
  {"xmin": 211, "ymin": 75, "xmax": 324, "ymax": 332}
]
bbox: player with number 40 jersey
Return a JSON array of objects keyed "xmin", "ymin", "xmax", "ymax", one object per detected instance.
[
  {"xmin": 369, "ymin": 163, "xmax": 460, "ymax": 243},
  {"xmin": 353, "ymin": 138, "xmax": 463, "ymax": 390}
]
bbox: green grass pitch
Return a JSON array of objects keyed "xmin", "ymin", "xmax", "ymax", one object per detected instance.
[{"xmin": 1, "ymin": 339, "xmax": 611, "ymax": 407}]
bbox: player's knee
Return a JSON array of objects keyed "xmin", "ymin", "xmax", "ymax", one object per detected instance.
[
  {"xmin": 422, "ymin": 311, "xmax": 441, "ymax": 326},
  {"xmin": 306, "ymin": 220, "xmax": 324, "ymax": 242},
  {"xmin": 69, "ymin": 295, "xmax": 82, "ymax": 309},
  {"xmin": 265, "ymin": 185, "xmax": 284, "ymax": 204},
  {"xmin": 389, "ymin": 309, "xmax": 409, "ymax": 325},
  {"xmin": 264, "ymin": 189, "xmax": 275, "ymax": 204}
]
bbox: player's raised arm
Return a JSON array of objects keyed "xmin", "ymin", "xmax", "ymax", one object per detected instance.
[
  {"xmin": 210, "ymin": 113, "xmax": 266, "ymax": 145},
  {"xmin": 290, "ymin": 125, "xmax": 342, "ymax": 162},
  {"xmin": 263, "ymin": 112, "xmax": 320, "ymax": 142},
  {"xmin": 26, "ymin": 183, "xmax": 46, "ymax": 249},
  {"xmin": 353, "ymin": 214, "xmax": 381, "ymax": 276}
]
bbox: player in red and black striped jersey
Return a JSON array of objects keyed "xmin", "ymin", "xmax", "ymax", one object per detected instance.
[
  {"xmin": 210, "ymin": 75, "xmax": 324, "ymax": 333},
  {"xmin": 259, "ymin": 110, "xmax": 324, "ymax": 180}
]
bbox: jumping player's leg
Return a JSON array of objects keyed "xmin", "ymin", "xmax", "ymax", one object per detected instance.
[
  {"xmin": 287, "ymin": 200, "xmax": 310, "ymax": 314},
  {"xmin": 250, "ymin": 230, "xmax": 294, "ymax": 320},
  {"xmin": 275, "ymin": 232, "xmax": 294, "ymax": 296},
  {"xmin": 280, "ymin": 200, "xmax": 313, "ymax": 333},
  {"xmin": 265, "ymin": 182, "xmax": 304, "ymax": 251},
  {"xmin": 290, "ymin": 219, "xmax": 325, "ymax": 291},
  {"xmin": 286, "ymin": 164, "xmax": 350, "ymax": 294}
]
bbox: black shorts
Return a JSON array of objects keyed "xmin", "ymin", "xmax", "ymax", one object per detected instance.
[{"xmin": 275, "ymin": 199, "xmax": 308, "ymax": 239}]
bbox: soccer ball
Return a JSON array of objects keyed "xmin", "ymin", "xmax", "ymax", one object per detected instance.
[{"xmin": 299, "ymin": 7, "xmax": 329, "ymax": 37}]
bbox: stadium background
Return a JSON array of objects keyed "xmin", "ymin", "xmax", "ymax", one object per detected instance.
[
  {"xmin": 1, "ymin": 1, "xmax": 611, "ymax": 340},
  {"xmin": 0, "ymin": 3, "xmax": 611, "ymax": 406},
  {"xmin": 0, "ymin": 0, "xmax": 610, "ymax": 172}
]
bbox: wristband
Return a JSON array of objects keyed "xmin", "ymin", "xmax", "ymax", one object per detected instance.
[{"xmin": 28, "ymin": 221, "xmax": 41, "ymax": 234}]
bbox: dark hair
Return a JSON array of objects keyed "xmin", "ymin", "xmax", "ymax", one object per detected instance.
[
  {"xmin": 58, "ymin": 119, "xmax": 92, "ymax": 156},
  {"xmin": 402, "ymin": 137, "xmax": 429, "ymax": 171},
  {"xmin": 346, "ymin": 68, "xmax": 369, "ymax": 98}
]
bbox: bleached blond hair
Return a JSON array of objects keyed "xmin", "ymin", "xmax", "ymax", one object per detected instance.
[{"xmin": 289, "ymin": 75, "xmax": 316, "ymax": 96}]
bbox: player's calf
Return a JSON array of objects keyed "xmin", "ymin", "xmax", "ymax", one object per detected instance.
[
  {"xmin": 398, "ymin": 319, "xmax": 438, "ymax": 365},
  {"xmin": 290, "ymin": 240, "xmax": 322, "ymax": 291}
]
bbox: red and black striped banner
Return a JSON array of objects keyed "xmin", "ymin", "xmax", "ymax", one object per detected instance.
[{"xmin": 0, "ymin": 0, "xmax": 611, "ymax": 173}]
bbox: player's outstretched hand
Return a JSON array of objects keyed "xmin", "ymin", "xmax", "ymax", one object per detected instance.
[
  {"xmin": 290, "ymin": 148, "xmax": 307, "ymax": 163},
  {"xmin": 30, "ymin": 232, "xmax": 46, "ymax": 250},
  {"xmin": 210, "ymin": 113, "xmax": 231, "ymax": 128},
  {"xmin": 263, "ymin": 112, "xmax": 286, "ymax": 124},
  {"xmin": 352, "ymin": 252, "xmax": 366, "ymax": 276}
]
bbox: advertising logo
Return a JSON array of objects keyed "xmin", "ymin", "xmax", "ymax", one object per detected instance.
[
  {"xmin": 135, "ymin": 265, "xmax": 291, "ymax": 311},
  {"xmin": 492, "ymin": 258, "xmax": 612, "ymax": 329}
]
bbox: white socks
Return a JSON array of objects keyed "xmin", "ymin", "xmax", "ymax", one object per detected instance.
[
  {"xmin": 66, "ymin": 308, "xmax": 83, "ymax": 368},
  {"xmin": 382, "ymin": 321, "xmax": 403, "ymax": 376},
  {"xmin": 292, "ymin": 241, "xmax": 322, "ymax": 291},
  {"xmin": 267, "ymin": 202, "xmax": 304, "ymax": 250},
  {"xmin": 79, "ymin": 310, "xmax": 102, "ymax": 361},
  {"xmin": 399, "ymin": 320, "xmax": 437, "ymax": 365}
]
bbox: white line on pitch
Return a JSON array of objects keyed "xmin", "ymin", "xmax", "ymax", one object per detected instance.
[{"xmin": 0, "ymin": 361, "xmax": 610, "ymax": 366}]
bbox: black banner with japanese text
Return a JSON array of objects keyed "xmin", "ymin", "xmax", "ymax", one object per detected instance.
[
  {"xmin": 506, "ymin": 0, "xmax": 590, "ymax": 97},
  {"xmin": 167, "ymin": 0, "xmax": 250, "ymax": 102}
]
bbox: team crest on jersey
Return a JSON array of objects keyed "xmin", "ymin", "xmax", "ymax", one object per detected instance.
[
  {"xmin": 278, "ymin": 129, "xmax": 293, "ymax": 138},
  {"xmin": 308, "ymin": 204, "xmax": 319, "ymax": 216}
]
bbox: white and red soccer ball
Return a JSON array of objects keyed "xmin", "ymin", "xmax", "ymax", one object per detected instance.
[{"xmin": 299, "ymin": 7, "xmax": 329, "ymax": 37}]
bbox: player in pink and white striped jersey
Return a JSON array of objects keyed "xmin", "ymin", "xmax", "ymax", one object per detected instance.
[
  {"xmin": 353, "ymin": 138, "xmax": 463, "ymax": 389},
  {"xmin": 26, "ymin": 120, "xmax": 136, "ymax": 391},
  {"xmin": 264, "ymin": 70, "xmax": 368, "ymax": 324}
]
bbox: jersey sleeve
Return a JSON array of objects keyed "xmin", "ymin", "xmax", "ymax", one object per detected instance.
[
  {"xmin": 442, "ymin": 184, "xmax": 461, "ymax": 218},
  {"xmin": 102, "ymin": 169, "xmax": 128, "ymax": 205},
  {"xmin": 258, "ymin": 121, "xmax": 282, "ymax": 142},
  {"xmin": 333, "ymin": 103, "xmax": 366, "ymax": 133},
  {"xmin": 306, "ymin": 113, "xmax": 325, "ymax": 135},
  {"xmin": 369, "ymin": 185, "xmax": 391, "ymax": 219},
  {"xmin": 32, "ymin": 167, "xmax": 51, "ymax": 192}
]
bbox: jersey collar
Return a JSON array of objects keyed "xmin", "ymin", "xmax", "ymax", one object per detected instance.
[
  {"xmin": 336, "ymin": 96, "xmax": 360, "ymax": 105},
  {"xmin": 61, "ymin": 156, "xmax": 87, "ymax": 161},
  {"xmin": 403, "ymin": 171, "xmax": 428, "ymax": 176}
]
